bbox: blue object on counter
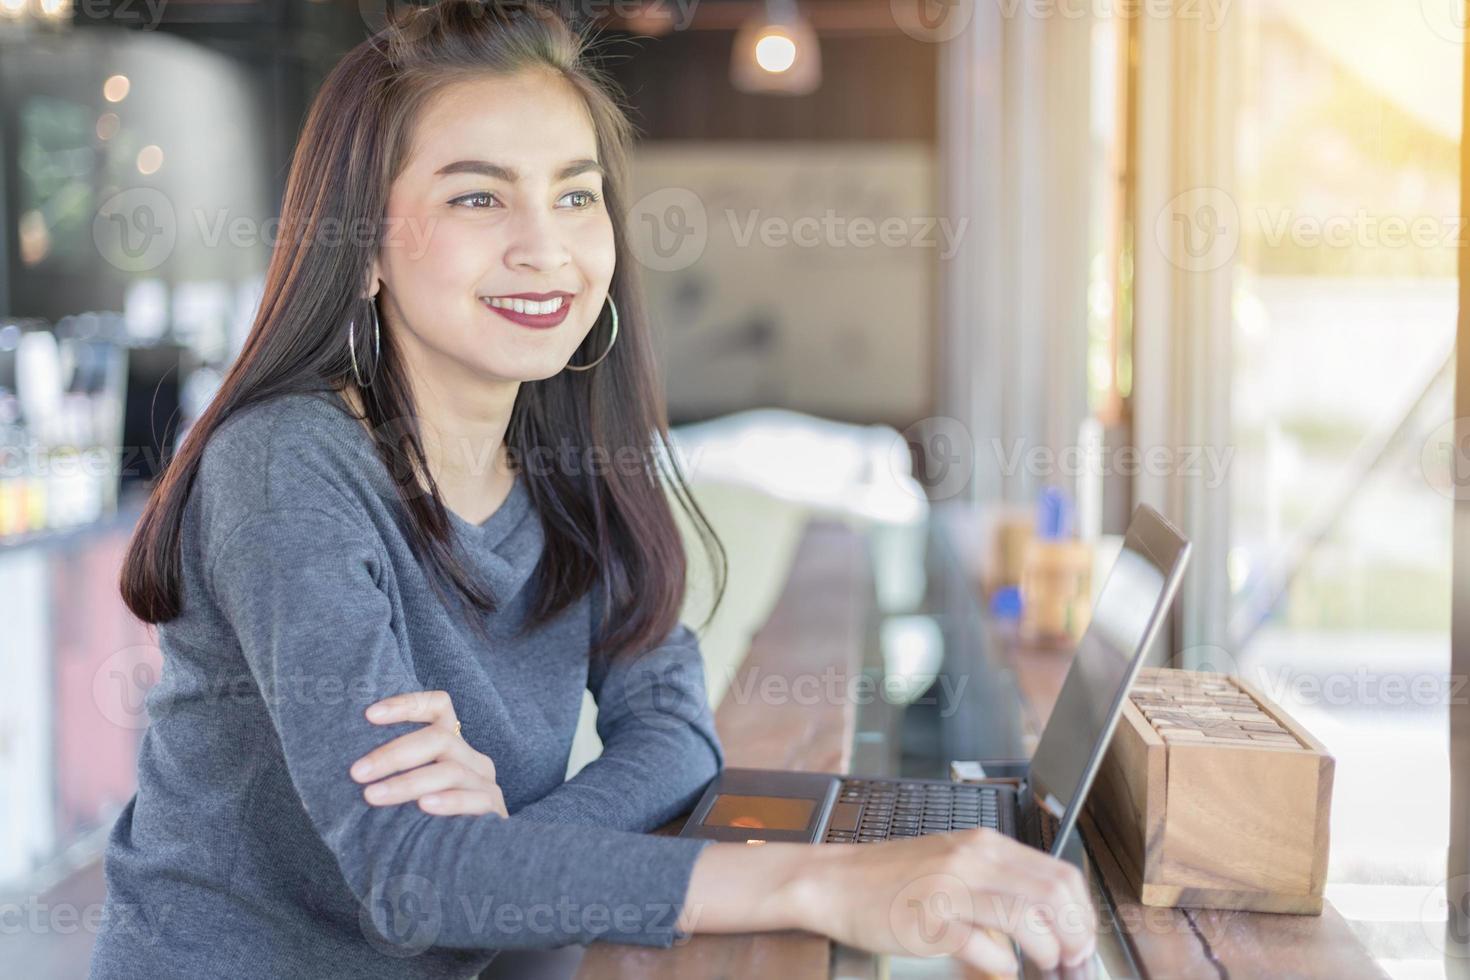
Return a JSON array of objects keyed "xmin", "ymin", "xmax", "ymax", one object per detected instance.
[
  {"xmin": 990, "ymin": 585, "xmax": 1023, "ymax": 619},
  {"xmin": 1037, "ymin": 485, "xmax": 1073, "ymax": 540}
]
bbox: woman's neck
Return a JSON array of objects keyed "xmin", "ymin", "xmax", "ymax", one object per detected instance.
[{"xmin": 336, "ymin": 380, "xmax": 520, "ymax": 525}]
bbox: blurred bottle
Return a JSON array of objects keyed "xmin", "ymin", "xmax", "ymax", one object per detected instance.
[{"xmin": 1019, "ymin": 486, "xmax": 1093, "ymax": 644}]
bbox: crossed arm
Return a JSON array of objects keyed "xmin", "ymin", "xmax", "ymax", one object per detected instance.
[{"xmin": 211, "ymin": 504, "xmax": 720, "ymax": 950}]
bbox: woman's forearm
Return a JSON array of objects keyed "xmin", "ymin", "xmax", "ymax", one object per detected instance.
[
  {"xmin": 673, "ymin": 830, "xmax": 1100, "ymax": 975},
  {"xmin": 674, "ymin": 841, "xmax": 832, "ymax": 936}
]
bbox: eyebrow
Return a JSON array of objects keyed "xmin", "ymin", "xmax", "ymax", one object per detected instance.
[{"xmin": 434, "ymin": 158, "xmax": 605, "ymax": 182}]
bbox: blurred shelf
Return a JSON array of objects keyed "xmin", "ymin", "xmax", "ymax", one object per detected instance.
[{"xmin": 0, "ymin": 486, "xmax": 150, "ymax": 557}]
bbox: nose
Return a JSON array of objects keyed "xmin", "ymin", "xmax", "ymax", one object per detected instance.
[{"xmin": 501, "ymin": 205, "xmax": 571, "ymax": 275}]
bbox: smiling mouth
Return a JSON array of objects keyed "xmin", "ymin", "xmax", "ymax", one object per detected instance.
[
  {"xmin": 482, "ymin": 295, "xmax": 569, "ymax": 315},
  {"xmin": 479, "ymin": 295, "xmax": 574, "ymax": 330}
]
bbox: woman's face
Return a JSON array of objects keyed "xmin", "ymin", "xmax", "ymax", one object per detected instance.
[{"xmin": 373, "ymin": 70, "xmax": 616, "ymax": 386}]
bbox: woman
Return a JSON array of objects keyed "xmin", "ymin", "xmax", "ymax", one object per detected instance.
[{"xmin": 91, "ymin": 1, "xmax": 1097, "ymax": 976}]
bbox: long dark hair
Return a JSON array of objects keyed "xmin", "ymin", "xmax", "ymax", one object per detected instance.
[{"xmin": 120, "ymin": 0, "xmax": 726, "ymax": 663}]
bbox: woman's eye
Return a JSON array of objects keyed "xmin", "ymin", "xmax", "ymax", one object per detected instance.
[
  {"xmin": 451, "ymin": 191, "xmax": 498, "ymax": 209},
  {"xmin": 450, "ymin": 190, "xmax": 601, "ymax": 210},
  {"xmin": 560, "ymin": 190, "xmax": 602, "ymax": 210}
]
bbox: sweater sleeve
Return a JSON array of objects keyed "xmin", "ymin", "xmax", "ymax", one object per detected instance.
[
  {"xmin": 209, "ymin": 504, "xmax": 716, "ymax": 952},
  {"xmin": 511, "ymin": 622, "xmax": 725, "ymax": 832}
]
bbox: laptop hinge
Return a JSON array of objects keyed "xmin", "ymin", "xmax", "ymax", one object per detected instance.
[{"xmin": 1015, "ymin": 780, "xmax": 1039, "ymax": 849}]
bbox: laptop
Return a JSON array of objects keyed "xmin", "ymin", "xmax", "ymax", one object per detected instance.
[{"xmin": 678, "ymin": 503, "xmax": 1191, "ymax": 858}]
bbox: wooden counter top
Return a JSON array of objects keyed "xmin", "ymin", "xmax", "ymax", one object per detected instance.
[{"xmin": 575, "ymin": 518, "xmax": 873, "ymax": 979}]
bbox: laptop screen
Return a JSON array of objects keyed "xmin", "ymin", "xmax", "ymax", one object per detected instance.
[{"xmin": 1024, "ymin": 505, "xmax": 1190, "ymax": 852}]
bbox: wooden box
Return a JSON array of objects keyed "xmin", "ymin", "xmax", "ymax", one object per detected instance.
[{"xmin": 1084, "ymin": 667, "xmax": 1334, "ymax": 915}]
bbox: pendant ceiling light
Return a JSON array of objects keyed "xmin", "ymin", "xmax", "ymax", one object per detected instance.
[
  {"xmin": 730, "ymin": 0, "xmax": 821, "ymax": 96},
  {"xmin": 0, "ymin": 0, "xmax": 71, "ymax": 32}
]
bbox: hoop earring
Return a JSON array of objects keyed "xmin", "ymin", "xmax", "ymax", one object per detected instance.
[
  {"xmin": 348, "ymin": 295, "xmax": 382, "ymax": 388},
  {"xmin": 564, "ymin": 296, "xmax": 619, "ymax": 372}
]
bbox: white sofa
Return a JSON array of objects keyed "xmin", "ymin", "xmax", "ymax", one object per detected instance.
[{"xmin": 564, "ymin": 409, "xmax": 928, "ymax": 778}]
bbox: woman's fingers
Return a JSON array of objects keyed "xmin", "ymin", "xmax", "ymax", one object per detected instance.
[
  {"xmin": 418, "ymin": 789, "xmax": 508, "ymax": 817},
  {"xmin": 955, "ymin": 925, "xmax": 1020, "ymax": 977},
  {"xmin": 938, "ymin": 831, "xmax": 1093, "ymax": 971},
  {"xmin": 351, "ymin": 724, "xmax": 458, "ymax": 782},
  {"xmin": 979, "ymin": 831, "xmax": 1096, "ymax": 933},
  {"xmin": 364, "ymin": 689, "xmax": 455, "ymax": 726},
  {"xmin": 349, "ymin": 689, "xmax": 507, "ymax": 818},
  {"xmin": 361, "ymin": 760, "xmax": 475, "ymax": 806}
]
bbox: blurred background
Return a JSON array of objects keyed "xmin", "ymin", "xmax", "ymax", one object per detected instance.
[{"xmin": 0, "ymin": 0, "xmax": 1463, "ymax": 977}]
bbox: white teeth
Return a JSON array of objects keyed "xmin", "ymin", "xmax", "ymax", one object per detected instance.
[{"xmin": 484, "ymin": 296, "xmax": 566, "ymax": 315}]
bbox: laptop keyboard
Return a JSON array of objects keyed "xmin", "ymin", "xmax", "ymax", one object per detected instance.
[{"xmin": 822, "ymin": 779, "xmax": 1003, "ymax": 843}]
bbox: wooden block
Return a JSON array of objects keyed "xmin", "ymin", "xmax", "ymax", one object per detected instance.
[{"xmin": 1085, "ymin": 667, "xmax": 1333, "ymax": 915}]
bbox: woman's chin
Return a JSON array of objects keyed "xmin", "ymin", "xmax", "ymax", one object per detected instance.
[{"xmin": 470, "ymin": 352, "xmax": 577, "ymax": 384}]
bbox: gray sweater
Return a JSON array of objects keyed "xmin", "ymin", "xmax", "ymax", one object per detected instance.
[{"xmin": 89, "ymin": 390, "xmax": 723, "ymax": 979}]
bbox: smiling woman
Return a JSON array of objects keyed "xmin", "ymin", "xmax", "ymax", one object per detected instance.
[
  {"xmin": 95, "ymin": 0, "xmax": 735, "ymax": 976},
  {"xmin": 119, "ymin": 0, "xmax": 725, "ymax": 666},
  {"xmin": 90, "ymin": 2, "xmax": 1097, "ymax": 977}
]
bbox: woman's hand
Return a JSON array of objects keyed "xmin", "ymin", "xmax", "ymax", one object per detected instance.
[
  {"xmin": 805, "ymin": 829, "xmax": 1098, "ymax": 976},
  {"xmin": 679, "ymin": 827, "xmax": 1098, "ymax": 977},
  {"xmin": 348, "ymin": 690, "xmax": 508, "ymax": 818}
]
